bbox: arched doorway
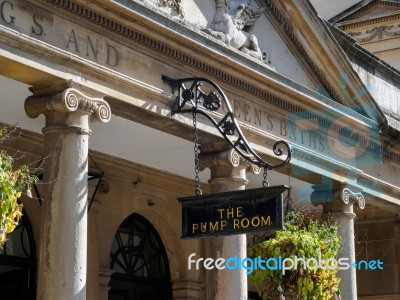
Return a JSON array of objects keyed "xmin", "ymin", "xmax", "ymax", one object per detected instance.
[
  {"xmin": 0, "ymin": 215, "xmax": 36, "ymax": 300},
  {"xmin": 109, "ymin": 213, "xmax": 172, "ymax": 300}
]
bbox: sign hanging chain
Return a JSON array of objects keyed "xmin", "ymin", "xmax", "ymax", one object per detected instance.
[
  {"xmin": 262, "ymin": 166, "xmax": 270, "ymax": 187},
  {"xmin": 284, "ymin": 175, "xmax": 296, "ymax": 214},
  {"xmin": 193, "ymin": 109, "xmax": 202, "ymax": 196}
]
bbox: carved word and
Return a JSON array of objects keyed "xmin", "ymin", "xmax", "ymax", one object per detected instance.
[{"xmin": 0, "ymin": 0, "xmax": 119, "ymax": 67}]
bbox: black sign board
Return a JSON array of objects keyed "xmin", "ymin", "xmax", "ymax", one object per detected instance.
[{"xmin": 178, "ymin": 185, "xmax": 287, "ymax": 239}]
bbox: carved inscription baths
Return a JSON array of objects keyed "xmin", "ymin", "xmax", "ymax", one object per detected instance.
[
  {"xmin": 0, "ymin": 0, "xmax": 379, "ymax": 167},
  {"xmin": 221, "ymin": 95, "xmax": 326, "ymax": 153}
]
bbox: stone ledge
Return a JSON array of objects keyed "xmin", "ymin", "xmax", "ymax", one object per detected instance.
[{"xmin": 358, "ymin": 294, "xmax": 400, "ymax": 300}]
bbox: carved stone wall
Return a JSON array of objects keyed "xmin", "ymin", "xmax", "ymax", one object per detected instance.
[
  {"xmin": 354, "ymin": 206, "xmax": 400, "ymax": 297},
  {"xmin": 334, "ymin": 2, "xmax": 400, "ymax": 69},
  {"xmin": 93, "ymin": 156, "xmax": 206, "ymax": 300}
]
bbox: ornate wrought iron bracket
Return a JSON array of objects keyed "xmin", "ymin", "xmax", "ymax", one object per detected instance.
[{"xmin": 162, "ymin": 75, "xmax": 292, "ymax": 170}]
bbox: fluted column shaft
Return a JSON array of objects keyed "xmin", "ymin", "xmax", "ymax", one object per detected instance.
[{"xmin": 25, "ymin": 82, "xmax": 111, "ymax": 300}]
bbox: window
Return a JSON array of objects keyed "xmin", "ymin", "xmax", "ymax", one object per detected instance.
[{"xmin": 109, "ymin": 213, "xmax": 171, "ymax": 300}]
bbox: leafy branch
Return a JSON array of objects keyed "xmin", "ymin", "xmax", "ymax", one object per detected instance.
[
  {"xmin": 0, "ymin": 126, "xmax": 38, "ymax": 247},
  {"xmin": 248, "ymin": 211, "xmax": 341, "ymax": 300}
]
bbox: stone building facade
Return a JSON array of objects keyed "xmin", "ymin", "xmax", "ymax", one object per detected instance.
[
  {"xmin": 330, "ymin": 0, "xmax": 400, "ymax": 70},
  {"xmin": 0, "ymin": 0, "xmax": 399, "ymax": 299}
]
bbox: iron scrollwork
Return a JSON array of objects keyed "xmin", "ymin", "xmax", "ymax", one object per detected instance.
[{"xmin": 162, "ymin": 75, "xmax": 292, "ymax": 170}]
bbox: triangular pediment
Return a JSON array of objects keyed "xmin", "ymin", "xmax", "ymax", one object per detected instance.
[
  {"xmin": 329, "ymin": 0, "xmax": 400, "ymax": 70},
  {"xmin": 131, "ymin": 0, "xmax": 386, "ymax": 123},
  {"xmin": 331, "ymin": 0, "xmax": 400, "ymax": 25}
]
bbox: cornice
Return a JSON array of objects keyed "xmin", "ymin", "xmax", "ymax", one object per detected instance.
[
  {"xmin": 37, "ymin": 1, "xmax": 333, "ymax": 116},
  {"xmin": 39, "ymin": 0, "xmax": 345, "ymax": 110},
  {"xmin": 341, "ymin": 0, "xmax": 380, "ymax": 22},
  {"xmin": 263, "ymin": 0, "xmax": 387, "ymax": 126},
  {"xmin": 33, "ymin": 0, "xmax": 391, "ymax": 158},
  {"xmin": 337, "ymin": 13, "xmax": 400, "ymax": 30},
  {"xmin": 340, "ymin": 0, "xmax": 400, "ymax": 22},
  {"xmin": 263, "ymin": 0, "xmax": 340, "ymax": 103},
  {"xmin": 332, "ymin": 0, "xmax": 400, "ymax": 29},
  {"xmin": 347, "ymin": 24, "xmax": 400, "ymax": 43},
  {"xmin": 329, "ymin": 23, "xmax": 400, "ymax": 82}
]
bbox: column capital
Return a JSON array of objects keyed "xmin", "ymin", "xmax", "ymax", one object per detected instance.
[
  {"xmin": 311, "ymin": 185, "xmax": 365, "ymax": 210},
  {"xmin": 199, "ymin": 148, "xmax": 260, "ymax": 175},
  {"xmin": 25, "ymin": 80, "xmax": 111, "ymax": 123},
  {"xmin": 338, "ymin": 187, "xmax": 365, "ymax": 209}
]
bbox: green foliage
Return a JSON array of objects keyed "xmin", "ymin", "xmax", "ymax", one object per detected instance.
[
  {"xmin": 248, "ymin": 211, "xmax": 341, "ymax": 300},
  {"xmin": 0, "ymin": 127, "xmax": 37, "ymax": 246}
]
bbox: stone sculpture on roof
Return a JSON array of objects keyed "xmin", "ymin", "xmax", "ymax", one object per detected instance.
[
  {"xmin": 159, "ymin": 0, "xmax": 185, "ymax": 18},
  {"xmin": 203, "ymin": 0, "xmax": 265, "ymax": 61}
]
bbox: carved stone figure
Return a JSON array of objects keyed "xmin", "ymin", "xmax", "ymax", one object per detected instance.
[
  {"xmin": 159, "ymin": 0, "xmax": 184, "ymax": 18},
  {"xmin": 204, "ymin": 0, "xmax": 264, "ymax": 60}
]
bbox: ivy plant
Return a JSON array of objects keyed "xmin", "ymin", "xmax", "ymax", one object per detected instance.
[
  {"xmin": 248, "ymin": 211, "xmax": 341, "ymax": 300},
  {"xmin": 0, "ymin": 127, "xmax": 37, "ymax": 246}
]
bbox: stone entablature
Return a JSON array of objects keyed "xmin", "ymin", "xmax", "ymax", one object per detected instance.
[
  {"xmin": 27, "ymin": 0, "xmax": 377, "ymax": 107},
  {"xmin": 0, "ymin": 0, "xmax": 382, "ymax": 146},
  {"xmin": 347, "ymin": 24, "xmax": 400, "ymax": 43},
  {"xmin": 331, "ymin": 0, "xmax": 400, "ymax": 69},
  {"xmin": 332, "ymin": 0, "xmax": 400, "ymax": 28},
  {"xmin": 1, "ymin": 0, "xmax": 400, "ymax": 208},
  {"xmin": 0, "ymin": 0, "xmax": 383, "ymax": 121}
]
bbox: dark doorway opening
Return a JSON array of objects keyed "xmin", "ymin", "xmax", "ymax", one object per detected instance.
[{"xmin": 0, "ymin": 215, "xmax": 36, "ymax": 300}]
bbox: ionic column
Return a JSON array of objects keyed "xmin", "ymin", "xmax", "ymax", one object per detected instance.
[
  {"xmin": 25, "ymin": 82, "xmax": 111, "ymax": 300},
  {"xmin": 199, "ymin": 148, "xmax": 259, "ymax": 300},
  {"xmin": 312, "ymin": 186, "xmax": 365, "ymax": 300}
]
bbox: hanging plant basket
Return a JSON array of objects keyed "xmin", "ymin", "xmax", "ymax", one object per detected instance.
[
  {"xmin": 0, "ymin": 128, "xmax": 37, "ymax": 247},
  {"xmin": 248, "ymin": 211, "xmax": 341, "ymax": 300}
]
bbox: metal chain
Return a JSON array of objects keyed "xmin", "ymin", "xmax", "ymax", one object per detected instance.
[
  {"xmin": 262, "ymin": 166, "xmax": 270, "ymax": 187},
  {"xmin": 284, "ymin": 187, "xmax": 294, "ymax": 213},
  {"xmin": 284, "ymin": 175, "xmax": 296, "ymax": 213},
  {"xmin": 193, "ymin": 110, "xmax": 202, "ymax": 196}
]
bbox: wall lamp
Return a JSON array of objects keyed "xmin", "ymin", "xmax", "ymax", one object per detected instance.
[
  {"xmin": 87, "ymin": 169, "xmax": 104, "ymax": 211},
  {"xmin": 33, "ymin": 169, "xmax": 105, "ymax": 211}
]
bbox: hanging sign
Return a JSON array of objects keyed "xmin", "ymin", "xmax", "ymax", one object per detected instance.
[{"xmin": 178, "ymin": 185, "xmax": 287, "ymax": 239}]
